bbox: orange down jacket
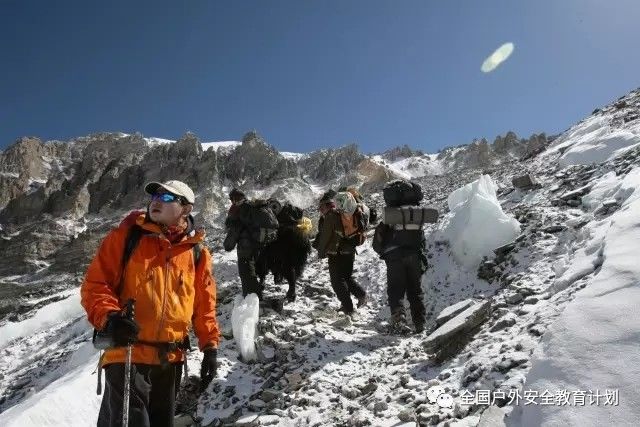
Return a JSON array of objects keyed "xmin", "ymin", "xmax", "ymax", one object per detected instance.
[{"xmin": 80, "ymin": 213, "xmax": 220, "ymax": 366}]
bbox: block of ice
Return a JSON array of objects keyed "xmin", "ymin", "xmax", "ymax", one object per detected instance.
[
  {"xmin": 443, "ymin": 175, "xmax": 520, "ymax": 270},
  {"xmin": 231, "ymin": 293, "xmax": 260, "ymax": 362}
]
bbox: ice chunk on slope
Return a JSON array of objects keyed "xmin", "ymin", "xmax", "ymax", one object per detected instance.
[
  {"xmin": 442, "ymin": 175, "xmax": 520, "ymax": 270},
  {"xmin": 231, "ymin": 294, "xmax": 260, "ymax": 362}
]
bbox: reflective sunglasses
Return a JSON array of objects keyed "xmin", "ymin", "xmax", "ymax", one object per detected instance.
[{"xmin": 150, "ymin": 192, "xmax": 183, "ymax": 203}]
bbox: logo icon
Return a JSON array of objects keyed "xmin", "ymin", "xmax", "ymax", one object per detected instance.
[{"xmin": 427, "ymin": 385, "xmax": 454, "ymax": 408}]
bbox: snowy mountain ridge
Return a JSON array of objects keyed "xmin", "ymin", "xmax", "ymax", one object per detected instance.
[{"xmin": 0, "ymin": 87, "xmax": 639, "ymax": 426}]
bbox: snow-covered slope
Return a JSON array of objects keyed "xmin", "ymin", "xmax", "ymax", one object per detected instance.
[{"xmin": 508, "ymin": 168, "xmax": 640, "ymax": 426}]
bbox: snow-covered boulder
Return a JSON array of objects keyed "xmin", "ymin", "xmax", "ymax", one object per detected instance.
[{"xmin": 423, "ymin": 300, "xmax": 491, "ymax": 360}]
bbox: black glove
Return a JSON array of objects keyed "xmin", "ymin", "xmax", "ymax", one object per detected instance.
[
  {"xmin": 223, "ymin": 229, "xmax": 239, "ymax": 252},
  {"xmin": 106, "ymin": 311, "xmax": 139, "ymax": 347},
  {"xmin": 200, "ymin": 347, "xmax": 218, "ymax": 390}
]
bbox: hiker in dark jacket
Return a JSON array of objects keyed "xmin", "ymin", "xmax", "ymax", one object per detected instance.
[
  {"xmin": 316, "ymin": 192, "xmax": 366, "ymax": 316},
  {"xmin": 372, "ymin": 180, "xmax": 429, "ymax": 333},
  {"xmin": 224, "ymin": 188, "xmax": 265, "ymax": 298}
]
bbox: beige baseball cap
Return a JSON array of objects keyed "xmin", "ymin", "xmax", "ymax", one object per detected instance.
[{"xmin": 144, "ymin": 180, "xmax": 195, "ymax": 204}]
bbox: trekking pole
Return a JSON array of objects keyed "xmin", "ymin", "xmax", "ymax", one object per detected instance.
[{"xmin": 122, "ymin": 299, "xmax": 136, "ymax": 427}]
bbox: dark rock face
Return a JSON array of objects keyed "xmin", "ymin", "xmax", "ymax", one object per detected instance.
[
  {"xmin": 0, "ymin": 137, "xmax": 75, "ymax": 209},
  {"xmin": 223, "ymin": 131, "xmax": 297, "ymax": 185},
  {"xmin": 299, "ymin": 144, "xmax": 365, "ymax": 183},
  {"xmin": 380, "ymin": 144, "xmax": 424, "ymax": 161}
]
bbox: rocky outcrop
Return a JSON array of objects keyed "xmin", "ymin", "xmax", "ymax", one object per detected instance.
[
  {"xmin": 299, "ymin": 144, "xmax": 365, "ymax": 183},
  {"xmin": 222, "ymin": 131, "xmax": 297, "ymax": 186},
  {"xmin": 0, "ymin": 137, "xmax": 74, "ymax": 209},
  {"xmin": 423, "ymin": 300, "xmax": 491, "ymax": 362},
  {"xmin": 380, "ymin": 144, "xmax": 424, "ymax": 161},
  {"xmin": 435, "ymin": 132, "xmax": 548, "ymax": 171}
]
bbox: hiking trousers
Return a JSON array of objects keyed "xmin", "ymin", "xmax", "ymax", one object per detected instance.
[
  {"xmin": 97, "ymin": 362, "xmax": 182, "ymax": 427},
  {"xmin": 386, "ymin": 253, "xmax": 426, "ymax": 327},
  {"xmin": 238, "ymin": 255, "xmax": 263, "ymax": 298},
  {"xmin": 328, "ymin": 253, "xmax": 366, "ymax": 313}
]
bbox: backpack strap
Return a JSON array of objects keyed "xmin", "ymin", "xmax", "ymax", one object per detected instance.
[
  {"xmin": 114, "ymin": 225, "xmax": 144, "ymax": 296},
  {"xmin": 192, "ymin": 242, "xmax": 203, "ymax": 266}
]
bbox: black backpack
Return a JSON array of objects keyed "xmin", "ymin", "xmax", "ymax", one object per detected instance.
[
  {"xmin": 248, "ymin": 201, "xmax": 279, "ymax": 245},
  {"xmin": 383, "ymin": 180, "xmax": 423, "ymax": 207},
  {"xmin": 277, "ymin": 203, "xmax": 303, "ymax": 226},
  {"xmin": 92, "ymin": 224, "xmax": 203, "ymax": 349}
]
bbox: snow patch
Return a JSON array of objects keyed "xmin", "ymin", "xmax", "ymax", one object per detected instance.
[
  {"xmin": 201, "ymin": 141, "xmax": 241, "ymax": 152},
  {"xmin": 549, "ymin": 115, "xmax": 640, "ymax": 166},
  {"xmin": 144, "ymin": 137, "xmax": 175, "ymax": 146},
  {"xmin": 280, "ymin": 151, "xmax": 306, "ymax": 161}
]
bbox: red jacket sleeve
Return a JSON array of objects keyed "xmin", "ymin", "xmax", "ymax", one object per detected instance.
[
  {"xmin": 80, "ymin": 228, "xmax": 126, "ymax": 329},
  {"xmin": 193, "ymin": 248, "xmax": 221, "ymax": 350}
]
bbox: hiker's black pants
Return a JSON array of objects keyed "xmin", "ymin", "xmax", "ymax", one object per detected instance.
[
  {"xmin": 328, "ymin": 253, "xmax": 366, "ymax": 313},
  {"xmin": 97, "ymin": 362, "xmax": 182, "ymax": 427},
  {"xmin": 386, "ymin": 253, "xmax": 426, "ymax": 326},
  {"xmin": 238, "ymin": 255, "xmax": 263, "ymax": 298}
]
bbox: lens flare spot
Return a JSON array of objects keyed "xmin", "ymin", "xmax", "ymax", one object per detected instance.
[{"xmin": 481, "ymin": 42, "xmax": 515, "ymax": 73}]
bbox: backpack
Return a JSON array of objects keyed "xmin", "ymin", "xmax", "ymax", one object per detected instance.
[
  {"xmin": 335, "ymin": 192, "xmax": 357, "ymax": 215},
  {"xmin": 248, "ymin": 200, "xmax": 279, "ymax": 246},
  {"xmin": 93, "ymin": 223, "xmax": 203, "ymax": 349},
  {"xmin": 277, "ymin": 203, "xmax": 303, "ymax": 226},
  {"xmin": 383, "ymin": 180, "xmax": 424, "ymax": 207},
  {"xmin": 339, "ymin": 207, "xmax": 367, "ymax": 246},
  {"xmin": 383, "ymin": 206, "xmax": 438, "ymax": 228}
]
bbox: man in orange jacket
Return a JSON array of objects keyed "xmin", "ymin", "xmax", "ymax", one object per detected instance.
[{"xmin": 81, "ymin": 180, "xmax": 220, "ymax": 427}]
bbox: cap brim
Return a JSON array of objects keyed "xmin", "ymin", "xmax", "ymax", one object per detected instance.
[{"xmin": 144, "ymin": 182, "xmax": 164, "ymax": 195}]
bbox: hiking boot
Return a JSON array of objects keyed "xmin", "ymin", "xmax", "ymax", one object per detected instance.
[
  {"xmin": 332, "ymin": 312, "xmax": 353, "ymax": 328},
  {"xmin": 390, "ymin": 308, "xmax": 406, "ymax": 326},
  {"xmin": 337, "ymin": 306, "xmax": 355, "ymax": 316},
  {"xmin": 356, "ymin": 293, "xmax": 367, "ymax": 308},
  {"xmin": 286, "ymin": 289, "xmax": 296, "ymax": 303},
  {"xmin": 390, "ymin": 309, "xmax": 411, "ymax": 334}
]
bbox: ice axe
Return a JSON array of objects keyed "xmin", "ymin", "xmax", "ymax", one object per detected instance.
[{"xmin": 122, "ymin": 299, "xmax": 135, "ymax": 427}]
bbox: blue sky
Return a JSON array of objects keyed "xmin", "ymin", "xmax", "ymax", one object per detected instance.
[{"xmin": 1, "ymin": 0, "xmax": 639, "ymax": 153}]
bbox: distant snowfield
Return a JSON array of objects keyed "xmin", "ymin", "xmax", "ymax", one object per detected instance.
[
  {"xmin": 201, "ymin": 141, "xmax": 241, "ymax": 152},
  {"xmin": 370, "ymin": 154, "xmax": 443, "ymax": 179},
  {"xmin": 280, "ymin": 151, "xmax": 306, "ymax": 161},
  {"xmin": 126, "ymin": 135, "xmax": 243, "ymax": 152},
  {"xmin": 548, "ymin": 115, "xmax": 640, "ymax": 166}
]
